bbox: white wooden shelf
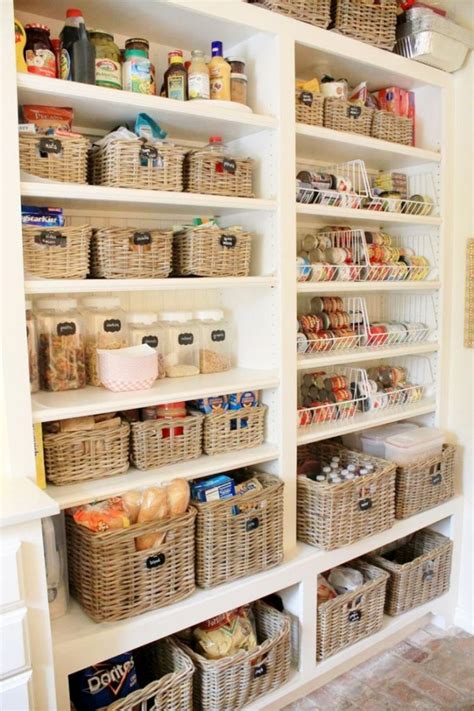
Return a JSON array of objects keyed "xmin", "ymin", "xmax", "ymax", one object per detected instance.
[
  {"xmin": 297, "ymin": 280, "xmax": 441, "ymax": 294},
  {"xmin": 297, "ymin": 342, "xmax": 439, "ymax": 370},
  {"xmin": 0, "ymin": 477, "xmax": 58, "ymax": 528},
  {"xmin": 297, "ymin": 202, "xmax": 442, "ymax": 226}
]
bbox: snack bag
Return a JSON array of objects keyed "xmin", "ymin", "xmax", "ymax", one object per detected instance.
[
  {"xmin": 193, "ymin": 606, "xmax": 258, "ymax": 659},
  {"xmin": 317, "ymin": 575, "xmax": 337, "ymax": 606},
  {"xmin": 69, "ymin": 652, "xmax": 139, "ymax": 711},
  {"xmin": 69, "ymin": 498, "xmax": 130, "ymax": 533}
]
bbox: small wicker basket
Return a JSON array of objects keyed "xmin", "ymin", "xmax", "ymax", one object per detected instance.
[
  {"xmin": 324, "ymin": 98, "xmax": 374, "ymax": 136},
  {"xmin": 295, "ymin": 89, "xmax": 324, "ymax": 126},
  {"xmin": 90, "ymin": 139, "xmax": 187, "ymax": 191},
  {"xmin": 66, "ymin": 507, "xmax": 196, "ymax": 622},
  {"xmin": 250, "ymin": 0, "xmax": 331, "ymax": 27},
  {"xmin": 19, "ymin": 133, "xmax": 89, "ymax": 183},
  {"xmin": 44, "ymin": 421, "xmax": 130, "ymax": 486},
  {"xmin": 176, "ymin": 600, "xmax": 291, "ymax": 711},
  {"xmin": 173, "ymin": 227, "xmax": 252, "ymax": 278},
  {"xmin": 372, "ymin": 111, "xmax": 413, "ymax": 145},
  {"xmin": 130, "ymin": 415, "xmax": 203, "ymax": 471},
  {"xmin": 193, "ymin": 472, "xmax": 284, "ymax": 589},
  {"xmin": 184, "ymin": 149, "xmax": 254, "ymax": 198},
  {"xmin": 22, "ymin": 225, "xmax": 91, "ymax": 280},
  {"xmin": 91, "ymin": 227, "xmax": 173, "ymax": 279},
  {"xmin": 366, "ymin": 529, "xmax": 453, "ymax": 616},
  {"xmin": 317, "ymin": 559, "xmax": 389, "ymax": 661},
  {"xmin": 331, "ymin": 0, "xmax": 398, "ymax": 50},
  {"xmin": 297, "ymin": 442, "xmax": 396, "ymax": 550},
  {"xmin": 203, "ymin": 406, "xmax": 266, "ymax": 456},
  {"xmin": 395, "ymin": 445, "xmax": 456, "ymax": 520}
]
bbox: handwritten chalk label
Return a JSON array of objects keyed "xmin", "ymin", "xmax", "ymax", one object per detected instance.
[
  {"xmin": 347, "ymin": 105, "xmax": 362, "ymax": 119},
  {"xmin": 133, "ymin": 231, "xmax": 152, "ymax": 246},
  {"xmin": 300, "ymin": 91, "xmax": 313, "ymax": 106},
  {"xmin": 358, "ymin": 498, "xmax": 372, "ymax": 511},
  {"xmin": 246, "ymin": 518, "xmax": 260, "ymax": 532},
  {"xmin": 178, "ymin": 333, "xmax": 194, "ymax": 346},
  {"xmin": 211, "ymin": 329, "xmax": 226, "ymax": 343},
  {"xmin": 431, "ymin": 473, "xmax": 442, "ymax": 485},
  {"xmin": 220, "ymin": 234, "xmax": 236, "ymax": 248},
  {"xmin": 35, "ymin": 231, "xmax": 66, "ymax": 247},
  {"xmin": 348, "ymin": 609, "xmax": 362, "ymax": 622},
  {"xmin": 57, "ymin": 322, "xmax": 76, "ymax": 336},
  {"xmin": 39, "ymin": 137, "xmax": 62, "ymax": 155},
  {"xmin": 223, "ymin": 157, "xmax": 236, "ymax": 174},
  {"xmin": 146, "ymin": 553, "xmax": 165, "ymax": 569},
  {"xmin": 142, "ymin": 335, "xmax": 158, "ymax": 348},
  {"xmin": 103, "ymin": 319, "xmax": 122, "ymax": 333},
  {"xmin": 253, "ymin": 664, "xmax": 267, "ymax": 679}
]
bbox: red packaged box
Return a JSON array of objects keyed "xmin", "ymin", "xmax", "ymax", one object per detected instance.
[{"xmin": 376, "ymin": 87, "xmax": 402, "ymax": 115}]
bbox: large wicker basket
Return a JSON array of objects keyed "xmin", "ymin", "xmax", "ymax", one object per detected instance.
[
  {"xmin": 366, "ymin": 529, "xmax": 453, "ymax": 616},
  {"xmin": 90, "ymin": 139, "xmax": 187, "ymax": 191},
  {"xmin": 372, "ymin": 111, "xmax": 413, "ymax": 145},
  {"xmin": 173, "ymin": 227, "xmax": 252, "ymax": 278},
  {"xmin": 66, "ymin": 508, "xmax": 196, "ymax": 622},
  {"xmin": 19, "ymin": 133, "xmax": 89, "ymax": 183},
  {"xmin": 250, "ymin": 0, "xmax": 331, "ymax": 27},
  {"xmin": 324, "ymin": 98, "xmax": 374, "ymax": 136},
  {"xmin": 91, "ymin": 227, "xmax": 173, "ymax": 279},
  {"xmin": 317, "ymin": 559, "xmax": 389, "ymax": 660},
  {"xmin": 184, "ymin": 150, "xmax": 254, "ymax": 198},
  {"xmin": 193, "ymin": 472, "xmax": 284, "ymax": 589},
  {"xmin": 295, "ymin": 89, "xmax": 324, "ymax": 126},
  {"xmin": 297, "ymin": 442, "xmax": 396, "ymax": 550},
  {"xmin": 203, "ymin": 406, "xmax": 266, "ymax": 456},
  {"xmin": 130, "ymin": 415, "xmax": 203, "ymax": 471},
  {"xmin": 176, "ymin": 601, "xmax": 291, "ymax": 711},
  {"xmin": 22, "ymin": 225, "xmax": 91, "ymax": 280},
  {"xmin": 44, "ymin": 421, "xmax": 130, "ymax": 486},
  {"xmin": 331, "ymin": 0, "xmax": 398, "ymax": 50},
  {"xmin": 395, "ymin": 445, "xmax": 456, "ymax": 520}
]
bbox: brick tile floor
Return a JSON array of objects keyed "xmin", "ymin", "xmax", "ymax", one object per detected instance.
[{"xmin": 284, "ymin": 624, "xmax": 474, "ymax": 710}]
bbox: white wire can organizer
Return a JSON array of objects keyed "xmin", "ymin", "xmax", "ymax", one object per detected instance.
[
  {"xmin": 362, "ymin": 293, "xmax": 438, "ymax": 348},
  {"xmin": 297, "ymin": 366, "xmax": 369, "ymax": 427},
  {"xmin": 297, "ymin": 296, "xmax": 368, "ymax": 356},
  {"xmin": 296, "ymin": 160, "xmax": 371, "ymax": 209},
  {"xmin": 360, "ymin": 355, "xmax": 434, "ymax": 413},
  {"xmin": 366, "ymin": 169, "xmax": 439, "ymax": 217}
]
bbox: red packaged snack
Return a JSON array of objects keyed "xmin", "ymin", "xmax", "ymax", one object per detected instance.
[
  {"xmin": 68, "ymin": 497, "xmax": 130, "ymax": 532},
  {"xmin": 22, "ymin": 104, "xmax": 73, "ymax": 132}
]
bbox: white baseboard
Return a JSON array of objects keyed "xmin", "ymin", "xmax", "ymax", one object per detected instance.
[{"xmin": 455, "ymin": 606, "xmax": 474, "ymax": 634}]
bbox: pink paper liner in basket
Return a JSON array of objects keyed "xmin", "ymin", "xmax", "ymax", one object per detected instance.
[{"xmin": 98, "ymin": 344, "xmax": 158, "ymax": 392}]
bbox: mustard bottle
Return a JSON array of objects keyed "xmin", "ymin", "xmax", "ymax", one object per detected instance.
[
  {"xmin": 15, "ymin": 19, "xmax": 28, "ymax": 73},
  {"xmin": 209, "ymin": 41, "xmax": 230, "ymax": 101}
]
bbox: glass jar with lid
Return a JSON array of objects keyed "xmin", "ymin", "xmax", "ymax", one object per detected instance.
[
  {"xmin": 89, "ymin": 30, "xmax": 122, "ymax": 90},
  {"xmin": 128, "ymin": 312, "xmax": 165, "ymax": 379},
  {"xmin": 158, "ymin": 311, "xmax": 199, "ymax": 378},
  {"xmin": 124, "ymin": 37, "xmax": 155, "ymax": 95},
  {"xmin": 26, "ymin": 300, "xmax": 39, "ymax": 393},
  {"xmin": 194, "ymin": 309, "xmax": 232, "ymax": 374},
  {"xmin": 81, "ymin": 297, "xmax": 127, "ymax": 387},
  {"xmin": 36, "ymin": 298, "xmax": 86, "ymax": 391}
]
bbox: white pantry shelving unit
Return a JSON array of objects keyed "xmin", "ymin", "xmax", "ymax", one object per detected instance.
[{"xmin": 0, "ymin": 0, "xmax": 462, "ymax": 710}]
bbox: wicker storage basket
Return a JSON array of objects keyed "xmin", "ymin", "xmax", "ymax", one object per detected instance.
[
  {"xmin": 251, "ymin": 0, "xmax": 331, "ymax": 27},
  {"xmin": 66, "ymin": 508, "xmax": 196, "ymax": 622},
  {"xmin": 184, "ymin": 149, "xmax": 254, "ymax": 198},
  {"xmin": 295, "ymin": 89, "xmax": 324, "ymax": 126},
  {"xmin": 203, "ymin": 406, "xmax": 266, "ymax": 456},
  {"xmin": 173, "ymin": 227, "xmax": 252, "ymax": 278},
  {"xmin": 22, "ymin": 224, "xmax": 91, "ymax": 280},
  {"xmin": 193, "ymin": 472, "xmax": 284, "ymax": 589},
  {"xmin": 331, "ymin": 0, "xmax": 398, "ymax": 50},
  {"xmin": 130, "ymin": 415, "xmax": 203, "ymax": 471},
  {"xmin": 324, "ymin": 98, "xmax": 374, "ymax": 136},
  {"xmin": 91, "ymin": 227, "xmax": 173, "ymax": 279},
  {"xmin": 176, "ymin": 600, "xmax": 291, "ymax": 711},
  {"xmin": 372, "ymin": 111, "xmax": 413, "ymax": 145},
  {"xmin": 317, "ymin": 559, "xmax": 389, "ymax": 660},
  {"xmin": 90, "ymin": 139, "xmax": 187, "ymax": 191},
  {"xmin": 395, "ymin": 444, "xmax": 456, "ymax": 519},
  {"xmin": 367, "ymin": 529, "xmax": 453, "ymax": 616},
  {"xmin": 104, "ymin": 638, "xmax": 194, "ymax": 711},
  {"xmin": 297, "ymin": 442, "xmax": 396, "ymax": 550},
  {"xmin": 19, "ymin": 133, "xmax": 89, "ymax": 183},
  {"xmin": 44, "ymin": 421, "xmax": 130, "ymax": 486}
]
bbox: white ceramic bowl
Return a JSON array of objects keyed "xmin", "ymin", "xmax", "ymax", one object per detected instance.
[{"xmin": 98, "ymin": 345, "xmax": 158, "ymax": 392}]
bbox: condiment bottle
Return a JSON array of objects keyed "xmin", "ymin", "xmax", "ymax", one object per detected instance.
[
  {"xmin": 165, "ymin": 50, "xmax": 187, "ymax": 101},
  {"xmin": 125, "ymin": 38, "xmax": 155, "ymax": 94},
  {"xmin": 59, "ymin": 8, "xmax": 95, "ymax": 84},
  {"xmin": 89, "ymin": 30, "xmax": 121, "ymax": 90},
  {"xmin": 14, "ymin": 19, "xmax": 28, "ymax": 73},
  {"xmin": 209, "ymin": 41, "xmax": 230, "ymax": 101},
  {"xmin": 122, "ymin": 49, "xmax": 151, "ymax": 94},
  {"xmin": 188, "ymin": 49, "xmax": 210, "ymax": 100},
  {"xmin": 24, "ymin": 24, "xmax": 56, "ymax": 78}
]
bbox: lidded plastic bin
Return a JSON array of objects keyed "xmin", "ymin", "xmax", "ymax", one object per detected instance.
[
  {"xmin": 359, "ymin": 422, "xmax": 419, "ymax": 459},
  {"xmin": 36, "ymin": 298, "xmax": 86, "ymax": 391},
  {"xmin": 159, "ymin": 311, "xmax": 199, "ymax": 378},
  {"xmin": 82, "ymin": 297, "xmax": 127, "ymax": 387},
  {"xmin": 26, "ymin": 300, "xmax": 39, "ymax": 393},
  {"xmin": 384, "ymin": 427, "xmax": 445, "ymax": 465},
  {"xmin": 194, "ymin": 309, "xmax": 232, "ymax": 374},
  {"xmin": 128, "ymin": 312, "xmax": 165, "ymax": 379}
]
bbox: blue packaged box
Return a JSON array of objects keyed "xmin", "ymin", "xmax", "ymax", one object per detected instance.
[
  {"xmin": 22, "ymin": 205, "xmax": 64, "ymax": 227},
  {"xmin": 192, "ymin": 395, "xmax": 228, "ymax": 414},
  {"xmin": 191, "ymin": 474, "xmax": 235, "ymax": 502}
]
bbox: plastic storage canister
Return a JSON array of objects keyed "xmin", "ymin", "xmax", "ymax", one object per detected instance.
[
  {"xmin": 82, "ymin": 297, "xmax": 127, "ymax": 387},
  {"xmin": 36, "ymin": 298, "xmax": 86, "ymax": 392},
  {"xmin": 194, "ymin": 309, "xmax": 232, "ymax": 374},
  {"xmin": 128, "ymin": 312, "xmax": 165, "ymax": 379},
  {"xmin": 384, "ymin": 427, "xmax": 445, "ymax": 465},
  {"xmin": 359, "ymin": 422, "xmax": 419, "ymax": 459},
  {"xmin": 26, "ymin": 300, "xmax": 39, "ymax": 393},
  {"xmin": 89, "ymin": 30, "xmax": 121, "ymax": 90},
  {"xmin": 159, "ymin": 311, "xmax": 199, "ymax": 378},
  {"xmin": 230, "ymin": 73, "xmax": 248, "ymax": 105},
  {"xmin": 122, "ymin": 49, "xmax": 151, "ymax": 94}
]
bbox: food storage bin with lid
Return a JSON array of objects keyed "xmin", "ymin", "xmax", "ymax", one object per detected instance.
[
  {"xmin": 194, "ymin": 309, "xmax": 232, "ymax": 374},
  {"xmin": 159, "ymin": 311, "xmax": 200, "ymax": 378},
  {"xmin": 359, "ymin": 422, "xmax": 419, "ymax": 459},
  {"xmin": 128, "ymin": 312, "xmax": 165, "ymax": 379},
  {"xmin": 36, "ymin": 298, "xmax": 86, "ymax": 391},
  {"xmin": 384, "ymin": 427, "xmax": 445, "ymax": 465},
  {"xmin": 26, "ymin": 300, "xmax": 39, "ymax": 393},
  {"xmin": 82, "ymin": 297, "xmax": 128, "ymax": 387}
]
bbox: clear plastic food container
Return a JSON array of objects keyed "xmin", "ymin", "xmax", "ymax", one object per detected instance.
[
  {"xmin": 384, "ymin": 427, "xmax": 445, "ymax": 465},
  {"xmin": 82, "ymin": 297, "xmax": 128, "ymax": 387},
  {"xmin": 159, "ymin": 310, "xmax": 200, "ymax": 378},
  {"xmin": 194, "ymin": 309, "xmax": 232, "ymax": 374},
  {"xmin": 128, "ymin": 312, "xmax": 165, "ymax": 379},
  {"xmin": 359, "ymin": 422, "xmax": 419, "ymax": 459},
  {"xmin": 26, "ymin": 299, "xmax": 39, "ymax": 393}
]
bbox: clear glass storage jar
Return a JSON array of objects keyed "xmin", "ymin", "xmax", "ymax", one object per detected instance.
[
  {"xmin": 159, "ymin": 310, "xmax": 199, "ymax": 378},
  {"xmin": 82, "ymin": 297, "xmax": 127, "ymax": 387},
  {"xmin": 26, "ymin": 300, "xmax": 39, "ymax": 393},
  {"xmin": 194, "ymin": 309, "xmax": 232, "ymax": 373},
  {"xmin": 128, "ymin": 312, "xmax": 165, "ymax": 379},
  {"xmin": 36, "ymin": 298, "xmax": 86, "ymax": 391}
]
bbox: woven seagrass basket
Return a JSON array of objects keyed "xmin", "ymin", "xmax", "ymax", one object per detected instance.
[
  {"xmin": 173, "ymin": 227, "xmax": 252, "ymax": 277},
  {"xmin": 250, "ymin": 0, "xmax": 331, "ymax": 27},
  {"xmin": 130, "ymin": 415, "xmax": 203, "ymax": 471},
  {"xmin": 184, "ymin": 149, "xmax": 254, "ymax": 198},
  {"xmin": 295, "ymin": 89, "xmax": 324, "ymax": 126},
  {"xmin": 395, "ymin": 444, "xmax": 456, "ymax": 519},
  {"xmin": 22, "ymin": 225, "xmax": 91, "ymax": 279},
  {"xmin": 203, "ymin": 406, "xmax": 266, "ymax": 456},
  {"xmin": 331, "ymin": 0, "xmax": 397, "ymax": 50},
  {"xmin": 91, "ymin": 227, "xmax": 172, "ymax": 279},
  {"xmin": 324, "ymin": 98, "xmax": 374, "ymax": 136},
  {"xmin": 19, "ymin": 133, "xmax": 89, "ymax": 183},
  {"xmin": 372, "ymin": 111, "xmax": 413, "ymax": 145}
]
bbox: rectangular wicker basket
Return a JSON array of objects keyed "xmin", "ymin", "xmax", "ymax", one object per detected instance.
[
  {"xmin": 173, "ymin": 227, "xmax": 252, "ymax": 277},
  {"xmin": 184, "ymin": 149, "xmax": 254, "ymax": 198},
  {"xmin": 331, "ymin": 0, "xmax": 398, "ymax": 50},
  {"xmin": 22, "ymin": 224, "xmax": 91, "ymax": 280},
  {"xmin": 366, "ymin": 529, "xmax": 453, "ymax": 616},
  {"xmin": 297, "ymin": 442, "xmax": 396, "ymax": 550},
  {"xmin": 372, "ymin": 111, "xmax": 414, "ymax": 145},
  {"xmin": 130, "ymin": 415, "xmax": 203, "ymax": 471},
  {"xmin": 395, "ymin": 444, "xmax": 456, "ymax": 520},
  {"xmin": 44, "ymin": 421, "xmax": 130, "ymax": 486},
  {"xmin": 66, "ymin": 508, "xmax": 196, "ymax": 622},
  {"xmin": 176, "ymin": 600, "xmax": 291, "ymax": 711},
  {"xmin": 295, "ymin": 89, "xmax": 324, "ymax": 126},
  {"xmin": 250, "ymin": 0, "xmax": 331, "ymax": 27},
  {"xmin": 90, "ymin": 139, "xmax": 187, "ymax": 191},
  {"xmin": 19, "ymin": 133, "xmax": 89, "ymax": 183},
  {"xmin": 323, "ymin": 98, "xmax": 374, "ymax": 136},
  {"xmin": 193, "ymin": 472, "xmax": 284, "ymax": 589},
  {"xmin": 203, "ymin": 406, "xmax": 266, "ymax": 456},
  {"xmin": 91, "ymin": 227, "xmax": 173, "ymax": 279},
  {"xmin": 317, "ymin": 559, "xmax": 389, "ymax": 660}
]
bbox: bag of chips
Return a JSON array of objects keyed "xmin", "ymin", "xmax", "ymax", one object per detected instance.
[{"xmin": 193, "ymin": 606, "xmax": 258, "ymax": 660}]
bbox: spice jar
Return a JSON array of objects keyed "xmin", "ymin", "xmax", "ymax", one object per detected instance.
[
  {"xmin": 24, "ymin": 24, "xmax": 56, "ymax": 78},
  {"xmin": 124, "ymin": 38, "xmax": 155, "ymax": 94},
  {"xmin": 36, "ymin": 298, "xmax": 86, "ymax": 392},
  {"xmin": 158, "ymin": 311, "xmax": 199, "ymax": 378},
  {"xmin": 26, "ymin": 300, "xmax": 39, "ymax": 393},
  {"xmin": 226, "ymin": 57, "xmax": 246, "ymax": 74},
  {"xmin": 82, "ymin": 297, "xmax": 127, "ymax": 387},
  {"xmin": 128, "ymin": 312, "xmax": 165, "ymax": 379},
  {"xmin": 122, "ymin": 49, "xmax": 151, "ymax": 94},
  {"xmin": 194, "ymin": 309, "xmax": 232, "ymax": 373},
  {"xmin": 230, "ymin": 73, "xmax": 248, "ymax": 105},
  {"xmin": 89, "ymin": 30, "xmax": 122, "ymax": 90}
]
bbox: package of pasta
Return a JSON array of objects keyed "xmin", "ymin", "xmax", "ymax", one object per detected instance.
[
  {"xmin": 193, "ymin": 606, "xmax": 257, "ymax": 660},
  {"xmin": 68, "ymin": 498, "xmax": 130, "ymax": 533}
]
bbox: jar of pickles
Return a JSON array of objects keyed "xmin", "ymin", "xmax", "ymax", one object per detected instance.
[
  {"xmin": 128, "ymin": 312, "xmax": 165, "ymax": 379},
  {"xmin": 89, "ymin": 30, "xmax": 122, "ymax": 90},
  {"xmin": 194, "ymin": 309, "xmax": 232, "ymax": 374},
  {"xmin": 158, "ymin": 311, "xmax": 199, "ymax": 378},
  {"xmin": 36, "ymin": 298, "xmax": 86, "ymax": 392},
  {"xmin": 26, "ymin": 300, "xmax": 39, "ymax": 393},
  {"xmin": 82, "ymin": 297, "xmax": 127, "ymax": 387}
]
